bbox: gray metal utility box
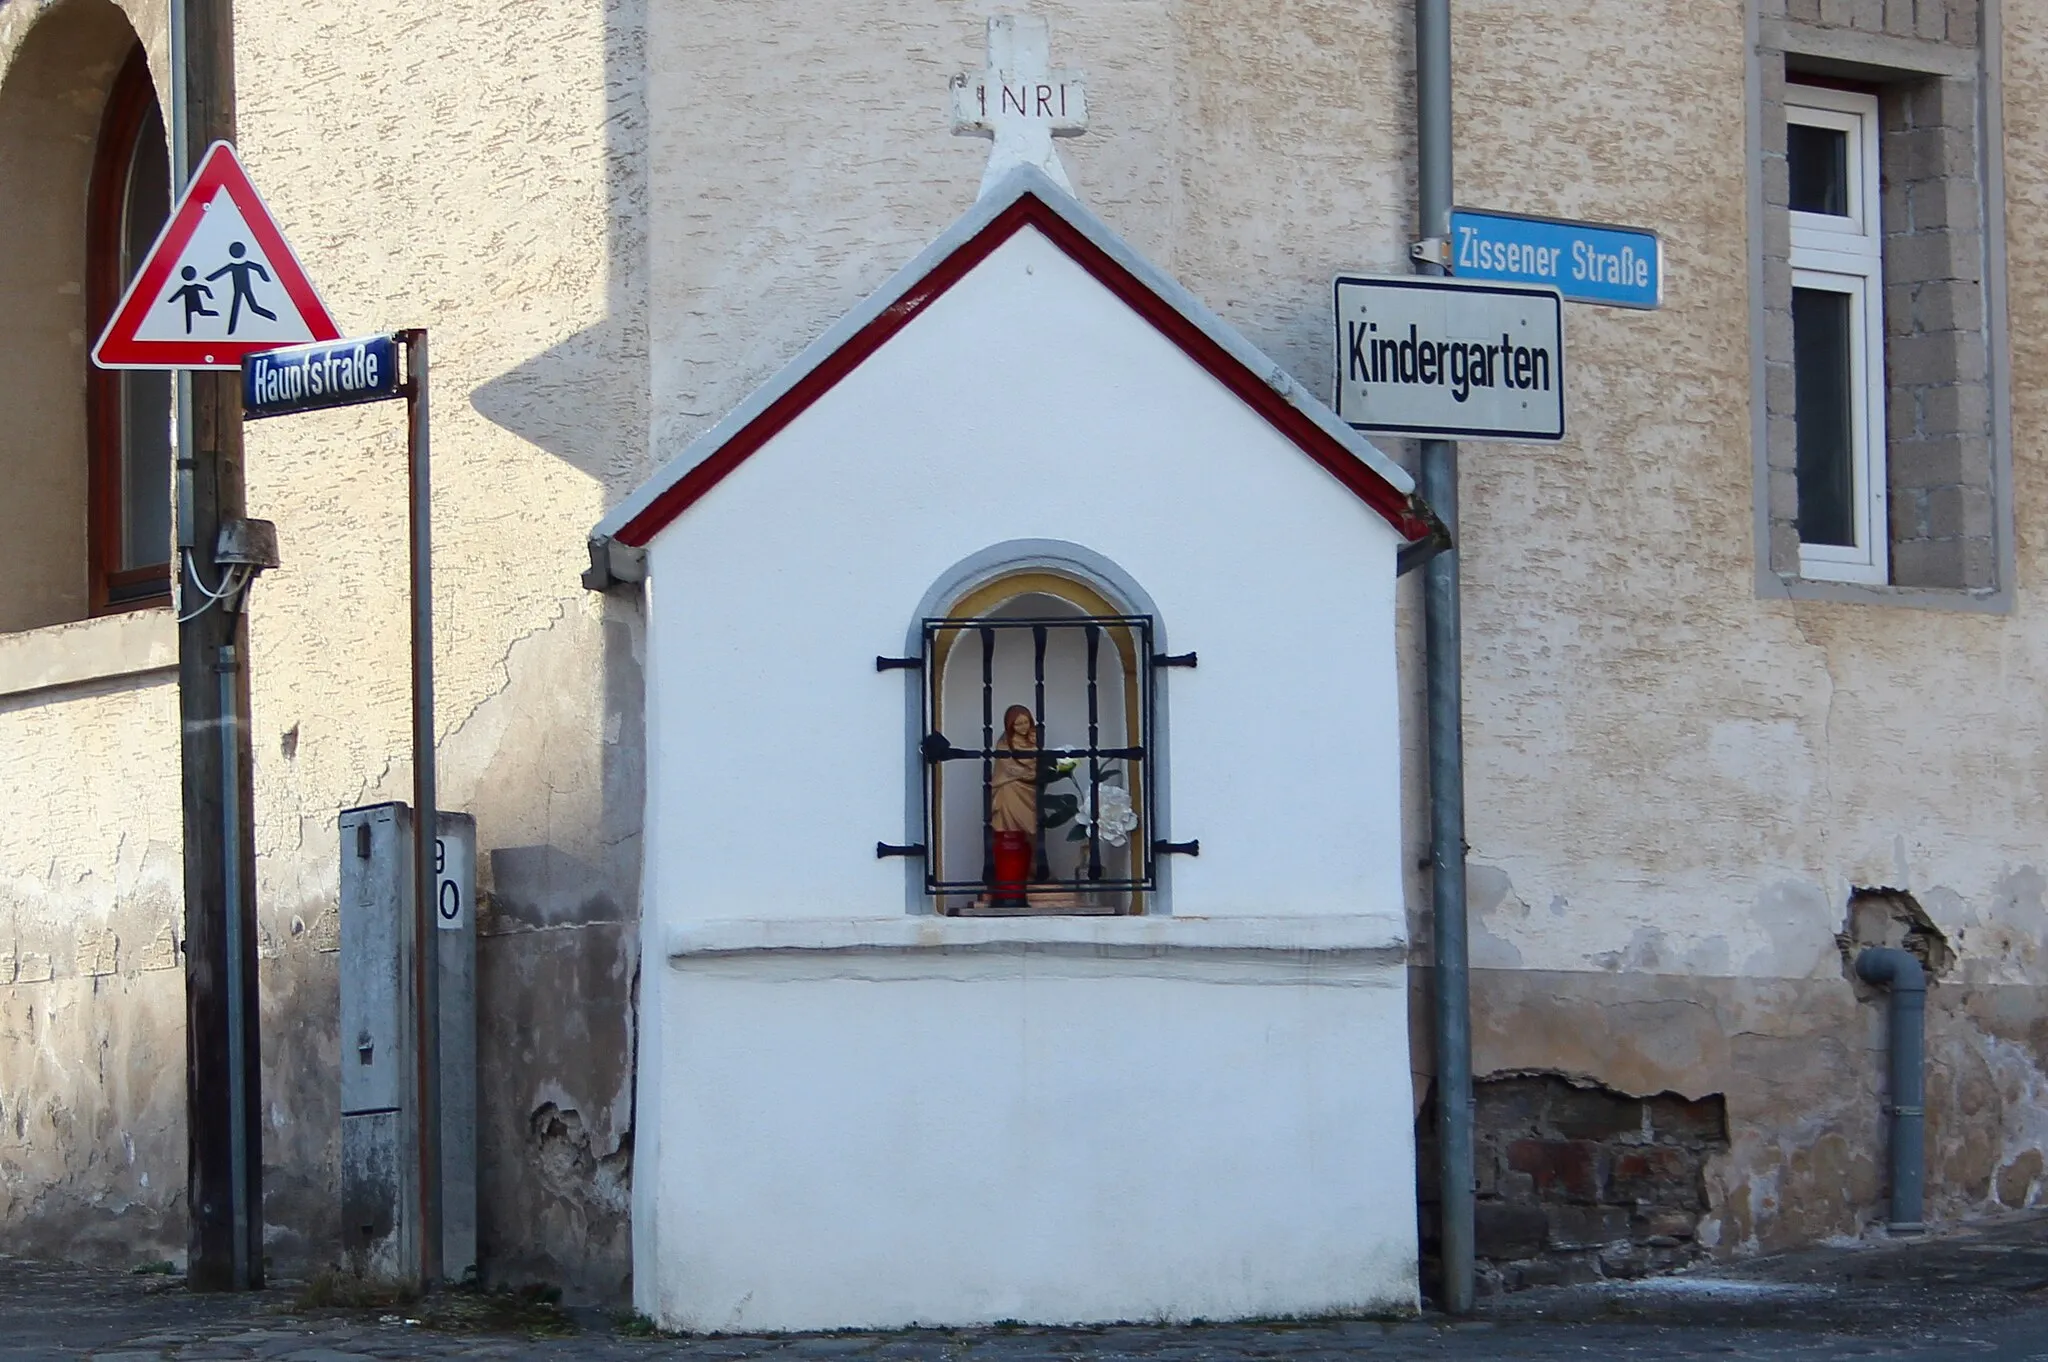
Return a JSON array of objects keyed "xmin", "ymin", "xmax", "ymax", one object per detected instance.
[{"xmin": 339, "ymin": 803, "xmax": 476, "ymax": 1286}]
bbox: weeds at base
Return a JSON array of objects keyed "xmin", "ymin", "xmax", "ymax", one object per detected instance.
[
  {"xmin": 616, "ymin": 1310, "xmax": 671, "ymax": 1338},
  {"xmin": 291, "ymin": 1273, "xmax": 575, "ymax": 1337}
]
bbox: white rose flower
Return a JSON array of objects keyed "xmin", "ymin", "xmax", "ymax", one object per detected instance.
[{"xmin": 1077, "ymin": 782, "xmax": 1139, "ymax": 848}]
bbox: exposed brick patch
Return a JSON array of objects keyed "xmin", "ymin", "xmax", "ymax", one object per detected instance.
[{"xmin": 1417, "ymin": 1075, "xmax": 1730, "ymax": 1298}]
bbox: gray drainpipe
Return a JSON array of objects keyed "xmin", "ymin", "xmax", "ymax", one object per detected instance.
[
  {"xmin": 1413, "ymin": 0, "xmax": 1474, "ymax": 1317},
  {"xmin": 1855, "ymin": 947, "xmax": 1927, "ymax": 1234}
]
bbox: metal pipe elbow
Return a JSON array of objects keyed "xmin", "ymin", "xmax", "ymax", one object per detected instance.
[{"xmin": 1856, "ymin": 946, "xmax": 1927, "ymax": 993}]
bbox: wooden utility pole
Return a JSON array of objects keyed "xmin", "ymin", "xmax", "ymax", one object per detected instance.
[{"xmin": 172, "ymin": 0, "xmax": 263, "ymax": 1292}]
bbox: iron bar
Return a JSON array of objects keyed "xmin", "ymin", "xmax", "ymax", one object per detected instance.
[
  {"xmin": 1084, "ymin": 624, "xmax": 1102, "ymax": 881},
  {"xmin": 1032, "ymin": 624, "xmax": 1050, "ymax": 882},
  {"xmin": 927, "ymin": 615, "xmax": 1150, "ymax": 628},
  {"xmin": 919, "ymin": 615, "xmax": 1163, "ymax": 897},
  {"xmin": 927, "ymin": 746, "xmax": 1144, "ymax": 763},
  {"xmin": 980, "ymin": 626, "xmax": 995, "ymax": 892}
]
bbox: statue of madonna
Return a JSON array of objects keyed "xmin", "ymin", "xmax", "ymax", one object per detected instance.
[{"xmin": 988, "ymin": 704, "xmax": 1038, "ymax": 904}]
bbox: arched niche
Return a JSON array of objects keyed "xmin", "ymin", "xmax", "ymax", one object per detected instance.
[
  {"xmin": 907, "ymin": 542, "xmax": 1170, "ymax": 917},
  {"xmin": 0, "ymin": 0, "xmax": 160, "ymax": 632}
]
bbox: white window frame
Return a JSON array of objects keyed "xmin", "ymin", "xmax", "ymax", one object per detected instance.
[{"xmin": 1787, "ymin": 85, "xmax": 1887, "ymax": 585}]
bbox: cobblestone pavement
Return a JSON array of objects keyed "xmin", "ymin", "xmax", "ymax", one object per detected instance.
[{"xmin": 13, "ymin": 1215, "xmax": 2048, "ymax": 1362}]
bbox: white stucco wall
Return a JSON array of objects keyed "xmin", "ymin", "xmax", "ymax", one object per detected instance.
[
  {"xmin": 650, "ymin": 938, "xmax": 1414, "ymax": 1332},
  {"xmin": 633, "ymin": 222, "xmax": 1415, "ymax": 1327}
]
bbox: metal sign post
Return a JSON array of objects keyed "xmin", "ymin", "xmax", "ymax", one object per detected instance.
[
  {"xmin": 244, "ymin": 330, "xmax": 439, "ymax": 1287},
  {"xmin": 402, "ymin": 328, "xmax": 442, "ymax": 1288}
]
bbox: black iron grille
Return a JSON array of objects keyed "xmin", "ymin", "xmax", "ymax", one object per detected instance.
[{"xmin": 920, "ymin": 614, "xmax": 1157, "ymax": 901}]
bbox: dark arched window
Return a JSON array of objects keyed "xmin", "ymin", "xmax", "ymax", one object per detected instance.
[{"xmin": 86, "ymin": 47, "xmax": 171, "ymax": 611}]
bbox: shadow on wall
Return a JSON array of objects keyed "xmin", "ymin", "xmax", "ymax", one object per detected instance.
[
  {"xmin": 457, "ymin": 0, "xmax": 649, "ymax": 1306},
  {"xmin": 469, "ymin": 599, "xmax": 644, "ymax": 1302},
  {"xmin": 466, "ymin": 0, "xmax": 649, "ymax": 505},
  {"xmin": 263, "ymin": 599, "xmax": 649, "ymax": 1299}
]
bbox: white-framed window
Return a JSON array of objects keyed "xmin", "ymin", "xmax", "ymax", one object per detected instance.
[{"xmin": 1787, "ymin": 85, "xmax": 1887, "ymax": 585}]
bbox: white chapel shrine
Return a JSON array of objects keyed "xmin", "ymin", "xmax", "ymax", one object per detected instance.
[{"xmin": 586, "ymin": 18, "xmax": 1444, "ymax": 1332}]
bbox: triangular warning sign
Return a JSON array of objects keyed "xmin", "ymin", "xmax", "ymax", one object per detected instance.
[{"xmin": 93, "ymin": 141, "xmax": 341, "ymax": 370}]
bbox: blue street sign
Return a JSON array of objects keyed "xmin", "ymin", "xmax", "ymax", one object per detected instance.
[
  {"xmin": 243, "ymin": 334, "xmax": 401, "ymax": 419},
  {"xmin": 1450, "ymin": 207, "xmax": 1661, "ymax": 309}
]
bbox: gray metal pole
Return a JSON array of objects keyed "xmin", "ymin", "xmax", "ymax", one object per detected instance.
[
  {"xmin": 168, "ymin": 0, "xmax": 195, "ymax": 549},
  {"xmin": 1415, "ymin": 0, "xmax": 1474, "ymax": 1316},
  {"xmin": 405, "ymin": 330, "xmax": 443, "ymax": 1287},
  {"xmin": 172, "ymin": 0, "xmax": 262, "ymax": 1292},
  {"xmin": 214, "ymin": 645, "xmax": 250, "ymax": 1290}
]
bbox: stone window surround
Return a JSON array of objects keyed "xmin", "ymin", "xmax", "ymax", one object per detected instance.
[
  {"xmin": 0, "ymin": 607, "xmax": 177, "ymax": 704},
  {"xmin": 1747, "ymin": 0, "xmax": 2015, "ymax": 612}
]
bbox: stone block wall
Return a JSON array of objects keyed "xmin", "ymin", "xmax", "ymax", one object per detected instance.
[
  {"xmin": 1781, "ymin": 0, "xmax": 1977, "ymax": 43},
  {"xmin": 1881, "ymin": 75, "xmax": 1995, "ymax": 586},
  {"xmin": 1758, "ymin": 0, "xmax": 1997, "ymax": 590}
]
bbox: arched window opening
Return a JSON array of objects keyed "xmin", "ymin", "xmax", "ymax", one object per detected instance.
[
  {"xmin": 920, "ymin": 570, "xmax": 1155, "ymax": 916},
  {"xmin": 86, "ymin": 47, "xmax": 171, "ymax": 611}
]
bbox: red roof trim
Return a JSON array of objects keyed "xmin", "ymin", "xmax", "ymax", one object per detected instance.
[{"xmin": 614, "ymin": 191, "xmax": 1430, "ymax": 547}]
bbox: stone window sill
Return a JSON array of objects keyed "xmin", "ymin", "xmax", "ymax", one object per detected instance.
[
  {"xmin": 1766, "ymin": 573, "xmax": 2009, "ymax": 615},
  {"xmin": 668, "ymin": 913, "xmax": 1408, "ymax": 963},
  {"xmin": 0, "ymin": 608, "xmax": 177, "ymax": 701}
]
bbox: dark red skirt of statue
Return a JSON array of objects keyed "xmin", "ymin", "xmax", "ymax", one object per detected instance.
[{"xmin": 991, "ymin": 830, "xmax": 1032, "ymax": 906}]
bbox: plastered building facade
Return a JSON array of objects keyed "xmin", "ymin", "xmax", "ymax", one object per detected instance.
[{"xmin": 0, "ymin": 0, "xmax": 2044, "ymax": 1302}]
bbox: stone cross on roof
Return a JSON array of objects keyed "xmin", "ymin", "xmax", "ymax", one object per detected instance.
[{"xmin": 949, "ymin": 14, "xmax": 1089, "ymax": 198}]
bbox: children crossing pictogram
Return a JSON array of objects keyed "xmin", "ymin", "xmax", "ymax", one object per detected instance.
[
  {"xmin": 167, "ymin": 266, "xmax": 218, "ymax": 333},
  {"xmin": 208, "ymin": 242, "xmax": 279, "ymax": 333},
  {"xmin": 93, "ymin": 141, "xmax": 340, "ymax": 370}
]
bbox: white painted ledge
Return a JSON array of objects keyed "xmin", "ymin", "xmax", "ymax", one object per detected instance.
[
  {"xmin": 0, "ymin": 608, "xmax": 177, "ymax": 700},
  {"xmin": 668, "ymin": 914, "xmax": 1407, "ymax": 962}
]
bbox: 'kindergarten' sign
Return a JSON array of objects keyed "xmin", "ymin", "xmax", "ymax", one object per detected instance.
[{"xmin": 1332, "ymin": 275, "xmax": 1564, "ymax": 443}]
